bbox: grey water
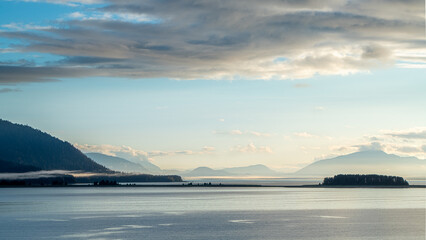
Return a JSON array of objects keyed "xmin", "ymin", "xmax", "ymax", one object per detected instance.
[{"xmin": 0, "ymin": 187, "xmax": 425, "ymax": 239}]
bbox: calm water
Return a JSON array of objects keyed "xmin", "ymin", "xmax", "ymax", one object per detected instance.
[{"xmin": 0, "ymin": 187, "xmax": 425, "ymax": 239}]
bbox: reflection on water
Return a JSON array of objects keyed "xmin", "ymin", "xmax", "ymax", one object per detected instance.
[{"xmin": 0, "ymin": 187, "xmax": 425, "ymax": 239}]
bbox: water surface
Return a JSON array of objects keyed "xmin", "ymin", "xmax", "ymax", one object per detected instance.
[{"xmin": 0, "ymin": 187, "xmax": 424, "ymax": 239}]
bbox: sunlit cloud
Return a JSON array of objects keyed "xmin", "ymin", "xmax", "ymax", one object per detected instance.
[
  {"xmin": 202, "ymin": 146, "xmax": 216, "ymax": 152},
  {"xmin": 1, "ymin": 23, "xmax": 53, "ymax": 31},
  {"xmin": 74, "ymin": 143, "xmax": 150, "ymax": 161},
  {"xmin": 67, "ymin": 11, "xmax": 158, "ymax": 23},
  {"xmin": 68, "ymin": 12, "xmax": 85, "ymax": 19},
  {"xmin": 353, "ymin": 142, "xmax": 383, "ymax": 152},
  {"xmin": 231, "ymin": 143, "xmax": 273, "ymax": 154},
  {"xmin": 74, "ymin": 143, "xmax": 217, "ymax": 163}
]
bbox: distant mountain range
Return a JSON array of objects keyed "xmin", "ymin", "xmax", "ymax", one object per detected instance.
[
  {"xmin": 0, "ymin": 119, "xmax": 109, "ymax": 173},
  {"xmin": 183, "ymin": 151, "xmax": 426, "ymax": 178},
  {"xmin": 224, "ymin": 164, "xmax": 280, "ymax": 176},
  {"xmin": 86, "ymin": 153, "xmax": 153, "ymax": 173},
  {"xmin": 183, "ymin": 164, "xmax": 282, "ymax": 177},
  {"xmin": 84, "ymin": 156, "xmax": 281, "ymax": 177},
  {"xmin": 295, "ymin": 150, "xmax": 426, "ymax": 177},
  {"xmin": 184, "ymin": 167, "xmax": 230, "ymax": 177},
  {"xmin": 1, "ymin": 119, "xmax": 425, "ymax": 179}
]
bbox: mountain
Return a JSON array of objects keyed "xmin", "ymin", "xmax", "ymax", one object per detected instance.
[
  {"xmin": 86, "ymin": 153, "xmax": 151, "ymax": 173},
  {"xmin": 183, "ymin": 164, "xmax": 282, "ymax": 177},
  {"xmin": 184, "ymin": 167, "xmax": 231, "ymax": 177},
  {"xmin": 295, "ymin": 150, "xmax": 426, "ymax": 177},
  {"xmin": 137, "ymin": 159, "xmax": 162, "ymax": 173},
  {"xmin": 0, "ymin": 119, "xmax": 110, "ymax": 173},
  {"xmin": 0, "ymin": 159, "xmax": 41, "ymax": 173},
  {"xmin": 223, "ymin": 164, "xmax": 281, "ymax": 176}
]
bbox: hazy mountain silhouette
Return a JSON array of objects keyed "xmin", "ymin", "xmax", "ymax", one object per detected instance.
[
  {"xmin": 86, "ymin": 152, "xmax": 162, "ymax": 173},
  {"xmin": 0, "ymin": 119, "xmax": 110, "ymax": 173},
  {"xmin": 184, "ymin": 167, "xmax": 231, "ymax": 177},
  {"xmin": 223, "ymin": 164, "xmax": 281, "ymax": 176},
  {"xmin": 86, "ymin": 153, "xmax": 151, "ymax": 173},
  {"xmin": 184, "ymin": 164, "xmax": 281, "ymax": 177},
  {"xmin": 295, "ymin": 150, "xmax": 426, "ymax": 177},
  {"xmin": 135, "ymin": 159, "xmax": 162, "ymax": 173}
]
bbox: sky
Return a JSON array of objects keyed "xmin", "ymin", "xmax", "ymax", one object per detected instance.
[{"xmin": 0, "ymin": 0, "xmax": 425, "ymax": 171}]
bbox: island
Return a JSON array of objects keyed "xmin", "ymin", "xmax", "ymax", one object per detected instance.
[{"xmin": 322, "ymin": 174, "xmax": 409, "ymax": 186}]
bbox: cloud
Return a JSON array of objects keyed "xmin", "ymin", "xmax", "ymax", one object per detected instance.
[
  {"xmin": 202, "ymin": 146, "xmax": 215, "ymax": 152},
  {"xmin": 74, "ymin": 143, "xmax": 216, "ymax": 162},
  {"xmin": 330, "ymin": 145, "xmax": 355, "ymax": 152},
  {"xmin": 330, "ymin": 127, "xmax": 426, "ymax": 159},
  {"xmin": 249, "ymin": 131, "xmax": 272, "ymax": 137},
  {"xmin": 215, "ymin": 130, "xmax": 272, "ymax": 137},
  {"xmin": 1, "ymin": 23, "xmax": 53, "ymax": 31},
  {"xmin": 293, "ymin": 83, "xmax": 310, "ymax": 88},
  {"xmin": 230, "ymin": 130, "xmax": 243, "ymax": 135},
  {"xmin": 13, "ymin": 0, "xmax": 105, "ymax": 6},
  {"xmin": 69, "ymin": 12, "xmax": 85, "ymax": 19},
  {"xmin": 148, "ymin": 150, "xmax": 195, "ymax": 157},
  {"xmin": 1, "ymin": 0, "xmax": 425, "ymax": 83},
  {"xmin": 361, "ymin": 44, "xmax": 391, "ymax": 60},
  {"xmin": 368, "ymin": 136, "xmax": 382, "ymax": 141},
  {"xmin": 67, "ymin": 10, "xmax": 156, "ymax": 23},
  {"xmin": 231, "ymin": 143, "xmax": 273, "ymax": 154},
  {"xmin": 385, "ymin": 129, "xmax": 426, "ymax": 140},
  {"xmin": 394, "ymin": 146, "xmax": 422, "ymax": 153},
  {"xmin": 74, "ymin": 143, "xmax": 150, "ymax": 162},
  {"xmin": 0, "ymin": 66, "xmax": 96, "ymax": 84},
  {"xmin": 150, "ymin": 147, "xmax": 216, "ymax": 156},
  {"xmin": 0, "ymin": 59, "xmax": 35, "ymax": 67},
  {"xmin": 0, "ymin": 88, "xmax": 21, "ymax": 94},
  {"xmin": 293, "ymin": 132, "xmax": 317, "ymax": 138},
  {"xmin": 353, "ymin": 142, "xmax": 383, "ymax": 151}
]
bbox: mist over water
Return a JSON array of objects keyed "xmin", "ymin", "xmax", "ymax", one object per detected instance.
[{"xmin": 0, "ymin": 187, "xmax": 424, "ymax": 239}]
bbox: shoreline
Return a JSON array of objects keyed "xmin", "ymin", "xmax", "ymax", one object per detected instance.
[{"xmin": 0, "ymin": 184, "xmax": 424, "ymax": 188}]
